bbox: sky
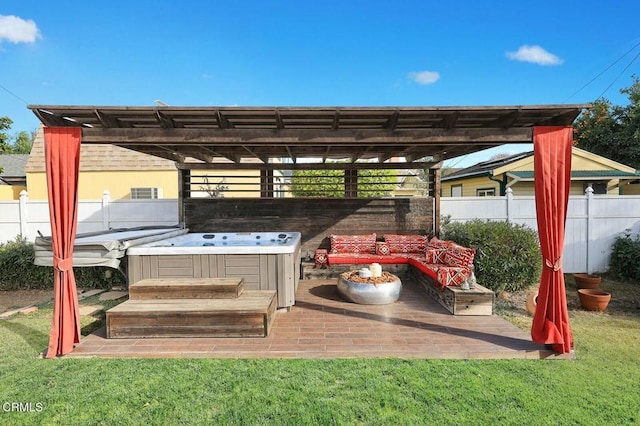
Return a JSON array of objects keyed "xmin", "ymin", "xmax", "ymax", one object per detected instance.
[{"xmin": 1, "ymin": 1, "xmax": 639, "ymax": 167}]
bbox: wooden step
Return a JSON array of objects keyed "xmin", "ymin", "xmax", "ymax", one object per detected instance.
[
  {"xmin": 106, "ymin": 290, "xmax": 276, "ymax": 338},
  {"xmin": 128, "ymin": 277, "xmax": 244, "ymax": 300}
]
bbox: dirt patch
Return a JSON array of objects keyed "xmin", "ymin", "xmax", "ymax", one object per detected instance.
[
  {"xmin": 0, "ymin": 290, "xmax": 52, "ymax": 314},
  {"xmin": 494, "ymin": 274, "xmax": 640, "ymax": 318}
]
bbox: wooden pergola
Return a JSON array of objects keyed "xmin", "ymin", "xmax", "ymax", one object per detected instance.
[
  {"xmin": 28, "ymin": 105, "xmax": 586, "ymax": 168},
  {"xmin": 29, "ymin": 104, "xmax": 587, "ymax": 229},
  {"xmin": 29, "ymin": 104, "xmax": 587, "ymax": 357}
]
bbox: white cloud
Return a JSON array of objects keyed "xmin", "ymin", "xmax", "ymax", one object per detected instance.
[
  {"xmin": 506, "ymin": 45, "xmax": 562, "ymax": 66},
  {"xmin": 408, "ymin": 70, "xmax": 440, "ymax": 85},
  {"xmin": 0, "ymin": 15, "xmax": 41, "ymax": 44}
]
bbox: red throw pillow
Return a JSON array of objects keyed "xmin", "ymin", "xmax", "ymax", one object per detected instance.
[
  {"xmin": 443, "ymin": 244, "xmax": 476, "ymax": 268},
  {"xmin": 329, "ymin": 233, "xmax": 377, "ymax": 254},
  {"xmin": 383, "ymin": 234, "xmax": 429, "ymax": 253},
  {"xmin": 425, "ymin": 247, "xmax": 448, "ymax": 263},
  {"xmin": 376, "ymin": 241, "xmax": 391, "ymax": 255}
]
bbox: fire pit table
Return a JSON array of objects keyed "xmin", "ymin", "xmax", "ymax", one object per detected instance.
[{"xmin": 337, "ymin": 271, "xmax": 402, "ymax": 305}]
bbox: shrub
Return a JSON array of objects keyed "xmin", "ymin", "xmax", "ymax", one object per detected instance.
[
  {"xmin": 609, "ymin": 230, "xmax": 640, "ymax": 282},
  {"xmin": 291, "ymin": 168, "xmax": 397, "ymax": 197},
  {"xmin": 442, "ymin": 219, "xmax": 541, "ymax": 293},
  {"xmin": 0, "ymin": 236, "xmax": 125, "ymax": 291}
]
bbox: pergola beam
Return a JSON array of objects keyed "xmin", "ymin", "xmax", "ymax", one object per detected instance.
[
  {"xmin": 81, "ymin": 127, "xmax": 534, "ymax": 144},
  {"xmin": 176, "ymin": 161, "xmax": 439, "ymax": 171}
]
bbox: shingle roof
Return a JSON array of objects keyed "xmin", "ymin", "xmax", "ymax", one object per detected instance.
[
  {"xmin": 25, "ymin": 126, "xmax": 177, "ymax": 173},
  {"xmin": 509, "ymin": 170, "xmax": 640, "ymax": 179},
  {"xmin": 0, "ymin": 154, "xmax": 29, "ymax": 177},
  {"xmin": 442, "ymin": 151, "xmax": 533, "ymax": 181}
]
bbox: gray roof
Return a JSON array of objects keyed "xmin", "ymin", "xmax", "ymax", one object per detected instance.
[
  {"xmin": 0, "ymin": 154, "xmax": 29, "ymax": 177},
  {"xmin": 510, "ymin": 170, "xmax": 640, "ymax": 179},
  {"xmin": 442, "ymin": 151, "xmax": 533, "ymax": 181}
]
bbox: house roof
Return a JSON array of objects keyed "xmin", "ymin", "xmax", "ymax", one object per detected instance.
[
  {"xmin": 443, "ymin": 147, "xmax": 640, "ymax": 182},
  {"xmin": 27, "ymin": 104, "xmax": 588, "ymax": 169},
  {"xmin": 442, "ymin": 150, "xmax": 533, "ymax": 181},
  {"xmin": 0, "ymin": 154, "xmax": 29, "ymax": 177},
  {"xmin": 25, "ymin": 126, "xmax": 177, "ymax": 173},
  {"xmin": 508, "ymin": 170, "xmax": 640, "ymax": 180}
]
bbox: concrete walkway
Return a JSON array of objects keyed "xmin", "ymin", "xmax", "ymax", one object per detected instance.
[{"xmin": 70, "ymin": 279, "xmax": 560, "ymax": 359}]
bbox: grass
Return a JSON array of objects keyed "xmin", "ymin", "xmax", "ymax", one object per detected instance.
[{"xmin": 1, "ymin": 278, "xmax": 639, "ymax": 425}]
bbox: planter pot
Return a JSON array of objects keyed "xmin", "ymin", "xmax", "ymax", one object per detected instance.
[
  {"xmin": 525, "ymin": 290, "xmax": 538, "ymax": 316},
  {"xmin": 577, "ymin": 289, "xmax": 611, "ymax": 311},
  {"xmin": 573, "ymin": 273, "xmax": 601, "ymax": 290}
]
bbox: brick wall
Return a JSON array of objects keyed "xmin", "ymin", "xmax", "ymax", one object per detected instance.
[{"xmin": 184, "ymin": 197, "xmax": 434, "ymax": 256}]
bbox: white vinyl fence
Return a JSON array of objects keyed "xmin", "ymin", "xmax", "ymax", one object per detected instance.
[
  {"xmin": 2, "ymin": 188, "xmax": 639, "ymax": 274},
  {"xmin": 441, "ymin": 188, "xmax": 640, "ymax": 274},
  {"xmin": 0, "ymin": 190, "xmax": 179, "ymax": 243}
]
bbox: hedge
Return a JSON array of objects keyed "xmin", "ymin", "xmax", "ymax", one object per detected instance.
[
  {"xmin": 609, "ymin": 230, "xmax": 640, "ymax": 282},
  {"xmin": 442, "ymin": 219, "xmax": 542, "ymax": 293},
  {"xmin": 0, "ymin": 237, "xmax": 125, "ymax": 291}
]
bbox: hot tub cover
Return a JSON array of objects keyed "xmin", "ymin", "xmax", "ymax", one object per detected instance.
[{"xmin": 34, "ymin": 226, "xmax": 188, "ymax": 269}]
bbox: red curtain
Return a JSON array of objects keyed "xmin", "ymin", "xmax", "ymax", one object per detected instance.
[
  {"xmin": 531, "ymin": 126, "xmax": 574, "ymax": 354},
  {"xmin": 44, "ymin": 127, "xmax": 82, "ymax": 358}
]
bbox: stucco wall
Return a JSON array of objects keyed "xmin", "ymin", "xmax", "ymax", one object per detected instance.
[{"xmin": 26, "ymin": 170, "xmax": 179, "ymax": 200}]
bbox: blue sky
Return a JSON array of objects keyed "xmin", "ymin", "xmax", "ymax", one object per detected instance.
[{"xmin": 1, "ymin": 1, "xmax": 639, "ymax": 167}]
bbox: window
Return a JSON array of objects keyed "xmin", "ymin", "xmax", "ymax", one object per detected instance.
[
  {"xmin": 476, "ymin": 188, "xmax": 496, "ymax": 197},
  {"xmin": 451, "ymin": 185, "xmax": 462, "ymax": 197},
  {"xmin": 131, "ymin": 187, "xmax": 161, "ymax": 199}
]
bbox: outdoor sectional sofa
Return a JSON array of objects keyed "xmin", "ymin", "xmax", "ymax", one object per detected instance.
[{"xmin": 324, "ymin": 233, "xmax": 494, "ymax": 315}]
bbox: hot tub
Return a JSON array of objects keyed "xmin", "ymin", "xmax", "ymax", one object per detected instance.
[{"xmin": 126, "ymin": 232, "xmax": 301, "ymax": 309}]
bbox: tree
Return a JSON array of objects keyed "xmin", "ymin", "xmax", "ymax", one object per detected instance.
[
  {"xmin": 574, "ymin": 76, "xmax": 640, "ymax": 168},
  {"xmin": 11, "ymin": 131, "xmax": 34, "ymax": 154},
  {"xmin": 0, "ymin": 116, "xmax": 12, "ymax": 154},
  {"xmin": 0, "ymin": 117, "xmax": 34, "ymax": 155},
  {"xmin": 199, "ymin": 176, "xmax": 228, "ymax": 198},
  {"xmin": 291, "ymin": 168, "xmax": 398, "ymax": 197}
]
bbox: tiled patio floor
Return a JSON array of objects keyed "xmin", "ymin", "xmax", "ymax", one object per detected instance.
[{"xmin": 70, "ymin": 279, "xmax": 561, "ymax": 359}]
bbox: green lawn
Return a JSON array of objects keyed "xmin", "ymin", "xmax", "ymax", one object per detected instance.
[{"xmin": 1, "ymin": 279, "xmax": 639, "ymax": 425}]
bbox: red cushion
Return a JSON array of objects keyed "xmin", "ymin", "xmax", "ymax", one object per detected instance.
[
  {"xmin": 329, "ymin": 233, "xmax": 376, "ymax": 254},
  {"xmin": 383, "ymin": 234, "xmax": 429, "ymax": 253},
  {"xmin": 437, "ymin": 266, "xmax": 470, "ymax": 287},
  {"xmin": 328, "ymin": 253, "xmax": 409, "ymax": 264},
  {"xmin": 375, "ymin": 241, "xmax": 391, "ymax": 255},
  {"xmin": 407, "ymin": 256, "xmax": 439, "ymax": 280},
  {"xmin": 425, "ymin": 247, "xmax": 448, "ymax": 263},
  {"xmin": 443, "ymin": 244, "xmax": 476, "ymax": 268},
  {"xmin": 427, "ymin": 237, "xmax": 454, "ymax": 249}
]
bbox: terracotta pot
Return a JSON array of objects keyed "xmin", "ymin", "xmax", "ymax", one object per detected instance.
[
  {"xmin": 525, "ymin": 290, "xmax": 538, "ymax": 316},
  {"xmin": 573, "ymin": 273, "xmax": 601, "ymax": 289},
  {"xmin": 577, "ymin": 289, "xmax": 611, "ymax": 311}
]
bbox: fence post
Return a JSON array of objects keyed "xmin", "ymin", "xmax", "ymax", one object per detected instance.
[
  {"xmin": 585, "ymin": 185, "xmax": 594, "ymax": 274},
  {"xmin": 505, "ymin": 187, "xmax": 513, "ymax": 222},
  {"xmin": 19, "ymin": 190, "xmax": 28, "ymax": 239},
  {"xmin": 102, "ymin": 190, "xmax": 110, "ymax": 230}
]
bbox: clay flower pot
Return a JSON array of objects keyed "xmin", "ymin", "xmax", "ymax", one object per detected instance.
[
  {"xmin": 573, "ymin": 273, "xmax": 601, "ymax": 290},
  {"xmin": 577, "ymin": 289, "xmax": 611, "ymax": 311},
  {"xmin": 525, "ymin": 290, "xmax": 538, "ymax": 316}
]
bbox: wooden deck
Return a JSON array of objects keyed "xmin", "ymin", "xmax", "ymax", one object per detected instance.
[
  {"xmin": 128, "ymin": 277, "xmax": 245, "ymax": 299},
  {"xmin": 78, "ymin": 278, "xmax": 564, "ymax": 359},
  {"xmin": 106, "ymin": 277, "xmax": 276, "ymax": 338}
]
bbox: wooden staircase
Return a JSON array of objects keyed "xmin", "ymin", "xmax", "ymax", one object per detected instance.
[{"xmin": 106, "ymin": 277, "xmax": 276, "ymax": 338}]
